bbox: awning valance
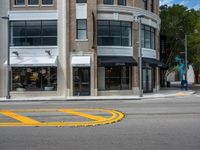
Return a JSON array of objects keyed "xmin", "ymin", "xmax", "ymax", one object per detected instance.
[
  {"xmin": 98, "ymin": 56, "xmax": 137, "ymax": 66},
  {"xmin": 71, "ymin": 56, "xmax": 91, "ymax": 67},
  {"xmin": 142, "ymin": 58, "xmax": 166, "ymax": 68},
  {"xmin": 5, "ymin": 56, "xmax": 57, "ymax": 67}
]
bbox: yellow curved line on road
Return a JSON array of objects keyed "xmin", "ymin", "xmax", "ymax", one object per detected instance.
[{"xmin": 0, "ymin": 108, "xmax": 125, "ymax": 127}]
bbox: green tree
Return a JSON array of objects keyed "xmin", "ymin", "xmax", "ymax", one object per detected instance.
[
  {"xmin": 160, "ymin": 5, "xmax": 200, "ymax": 83},
  {"xmin": 188, "ymin": 11, "xmax": 200, "ymax": 83}
]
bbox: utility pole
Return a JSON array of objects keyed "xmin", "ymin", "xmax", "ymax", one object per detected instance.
[
  {"xmin": 185, "ymin": 34, "xmax": 188, "ymax": 81},
  {"xmin": 134, "ymin": 15, "xmax": 145, "ymax": 97}
]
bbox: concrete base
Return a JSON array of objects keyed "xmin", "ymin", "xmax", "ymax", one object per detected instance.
[
  {"xmin": 10, "ymin": 91, "xmax": 58, "ymax": 98},
  {"xmin": 98, "ymin": 90, "xmax": 133, "ymax": 96},
  {"xmin": 132, "ymin": 87, "xmax": 140, "ymax": 95}
]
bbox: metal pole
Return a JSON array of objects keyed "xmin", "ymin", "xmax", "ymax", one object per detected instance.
[
  {"xmin": 185, "ymin": 34, "xmax": 188, "ymax": 81},
  {"xmin": 2, "ymin": 16, "xmax": 11, "ymax": 99},
  {"xmin": 138, "ymin": 17, "xmax": 143, "ymax": 97}
]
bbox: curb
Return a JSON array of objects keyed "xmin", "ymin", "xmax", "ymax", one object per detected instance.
[{"xmin": 0, "ymin": 90, "xmax": 195, "ymax": 102}]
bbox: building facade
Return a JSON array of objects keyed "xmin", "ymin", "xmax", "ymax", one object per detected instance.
[{"xmin": 0, "ymin": 0, "xmax": 161, "ymax": 98}]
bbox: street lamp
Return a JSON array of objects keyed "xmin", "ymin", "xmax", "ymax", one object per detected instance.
[
  {"xmin": 134, "ymin": 15, "xmax": 145, "ymax": 97},
  {"xmin": 1, "ymin": 16, "xmax": 11, "ymax": 99}
]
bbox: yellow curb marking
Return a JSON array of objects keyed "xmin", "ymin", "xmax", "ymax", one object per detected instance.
[
  {"xmin": 0, "ymin": 108, "xmax": 125, "ymax": 127},
  {"xmin": 176, "ymin": 92, "xmax": 186, "ymax": 96},
  {"xmin": 59, "ymin": 109, "xmax": 107, "ymax": 121},
  {"xmin": 0, "ymin": 110, "xmax": 40, "ymax": 124}
]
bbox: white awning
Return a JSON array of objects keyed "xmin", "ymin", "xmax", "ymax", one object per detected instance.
[
  {"xmin": 71, "ymin": 56, "xmax": 91, "ymax": 67},
  {"xmin": 5, "ymin": 56, "xmax": 57, "ymax": 67}
]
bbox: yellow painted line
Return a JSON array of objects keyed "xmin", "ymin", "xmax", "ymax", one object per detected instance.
[
  {"xmin": 0, "ymin": 108, "xmax": 125, "ymax": 127},
  {"xmin": 176, "ymin": 92, "xmax": 186, "ymax": 96},
  {"xmin": 59, "ymin": 109, "xmax": 107, "ymax": 121},
  {"xmin": 0, "ymin": 111, "xmax": 40, "ymax": 124}
]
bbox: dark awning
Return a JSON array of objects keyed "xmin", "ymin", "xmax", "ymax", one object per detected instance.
[
  {"xmin": 142, "ymin": 58, "xmax": 167, "ymax": 68},
  {"xmin": 98, "ymin": 56, "xmax": 137, "ymax": 66}
]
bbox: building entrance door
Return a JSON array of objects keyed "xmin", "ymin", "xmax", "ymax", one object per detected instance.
[
  {"xmin": 73, "ymin": 67, "xmax": 90, "ymax": 96},
  {"xmin": 142, "ymin": 68, "xmax": 153, "ymax": 93}
]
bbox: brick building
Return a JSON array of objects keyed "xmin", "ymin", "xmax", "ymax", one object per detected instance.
[{"xmin": 0, "ymin": 0, "xmax": 162, "ymax": 98}]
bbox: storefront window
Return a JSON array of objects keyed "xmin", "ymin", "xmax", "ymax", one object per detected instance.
[
  {"xmin": 104, "ymin": 66, "xmax": 131, "ymax": 90},
  {"xmin": 12, "ymin": 67, "xmax": 57, "ymax": 91},
  {"xmin": 97, "ymin": 20, "xmax": 132, "ymax": 46}
]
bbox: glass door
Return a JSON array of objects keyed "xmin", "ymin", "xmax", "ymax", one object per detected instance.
[
  {"xmin": 73, "ymin": 67, "xmax": 90, "ymax": 96},
  {"xmin": 142, "ymin": 68, "xmax": 153, "ymax": 93}
]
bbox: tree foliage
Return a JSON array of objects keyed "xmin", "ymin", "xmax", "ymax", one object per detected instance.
[{"xmin": 160, "ymin": 5, "xmax": 200, "ymax": 83}]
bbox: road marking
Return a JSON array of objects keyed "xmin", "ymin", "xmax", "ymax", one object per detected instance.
[
  {"xmin": 0, "ymin": 110, "xmax": 40, "ymax": 124},
  {"xmin": 0, "ymin": 108, "xmax": 125, "ymax": 127},
  {"xmin": 59, "ymin": 109, "xmax": 107, "ymax": 121},
  {"xmin": 176, "ymin": 92, "xmax": 186, "ymax": 96}
]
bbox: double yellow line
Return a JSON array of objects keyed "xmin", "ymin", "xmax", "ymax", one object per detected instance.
[{"xmin": 0, "ymin": 108, "xmax": 125, "ymax": 127}]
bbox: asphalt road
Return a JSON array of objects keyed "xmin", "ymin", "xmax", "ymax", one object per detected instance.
[{"xmin": 0, "ymin": 94, "xmax": 200, "ymax": 150}]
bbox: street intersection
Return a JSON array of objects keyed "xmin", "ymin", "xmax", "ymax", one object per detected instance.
[{"xmin": 0, "ymin": 92, "xmax": 200, "ymax": 150}]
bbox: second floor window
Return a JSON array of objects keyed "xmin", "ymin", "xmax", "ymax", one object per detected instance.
[
  {"xmin": 150, "ymin": 0, "xmax": 154, "ymax": 12},
  {"xmin": 14, "ymin": 0, "xmax": 25, "ymax": 5},
  {"xmin": 76, "ymin": 0, "xmax": 87, "ymax": 3},
  {"xmin": 97, "ymin": 20, "xmax": 132, "ymax": 46},
  {"xmin": 143, "ymin": 0, "xmax": 148, "ymax": 10},
  {"xmin": 28, "ymin": 0, "xmax": 39, "ymax": 5},
  {"xmin": 103, "ymin": 0, "xmax": 113, "ymax": 5},
  {"xmin": 10, "ymin": 20, "xmax": 57, "ymax": 46},
  {"xmin": 76, "ymin": 19, "xmax": 87, "ymax": 40},
  {"xmin": 42, "ymin": 0, "xmax": 53, "ymax": 5},
  {"xmin": 118, "ymin": 0, "xmax": 126, "ymax": 6},
  {"xmin": 141, "ymin": 25, "xmax": 156, "ymax": 50}
]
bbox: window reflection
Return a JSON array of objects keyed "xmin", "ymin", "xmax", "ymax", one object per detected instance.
[
  {"xmin": 104, "ymin": 66, "xmax": 131, "ymax": 90},
  {"xmin": 141, "ymin": 24, "xmax": 155, "ymax": 49},
  {"xmin": 10, "ymin": 20, "xmax": 57, "ymax": 46},
  {"xmin": 97, "ymin": 20, "xmax": 132, "ymax": 46}
]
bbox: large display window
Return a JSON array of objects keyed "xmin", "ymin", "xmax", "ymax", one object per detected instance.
[
  {"xmin": 12, "ymin": 67, "xmax": 57, "ymax": 91},
  {"xmin": 105, "ymin": 66, "xmax": 131, "ymax": 90}
]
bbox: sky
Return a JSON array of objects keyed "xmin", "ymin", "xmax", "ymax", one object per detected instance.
[{"xmin": 160, "ymin": 0, "xmax": 200, "ymax": 10}]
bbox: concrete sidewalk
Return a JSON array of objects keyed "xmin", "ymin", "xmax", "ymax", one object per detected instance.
[{"xmin": 0, "ymin": 88, "xmax": 195, "ymax": 102}]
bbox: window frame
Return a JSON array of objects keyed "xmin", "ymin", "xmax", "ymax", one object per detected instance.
[
  {"xmin": 143, "ymin": 0, "xmax": 148, "ymax": 10},
  {"xmin": 76, "ymin": 19, "xmax": 88, "ymax": 40},
  {"xmin": 10, "ymin": 20, "xmax": 57, "ymax": 46},
  {"xmin": 11, "ymin": 67, "xmax": 57, "ymax": 91},
  {"xmin": 118, "ymin": 0, "xmax": 126, "ymax": 6},
  {"xmin": 103, "ymin": 0, "xmax": 114, "ymax": 5},
  {"xmin": 28, "ymin": 0, "xmax": 39, "ymax": 6},
  {"xmin": 104, "ymin": 66, "xmax": 132, "ymax": 90},
  {"xmin": 14, "ymin": 0, "xmax": 25, "ymax": 6},
  {"xmin": 150, "ymin": 0, "xmax": 154, "ymax": 12},
  {"xmin": 141, "ymin": 24, "xmax": 156, "ymax": 50},
  {"xmin": 42, "ymin": 0, "xmax": 53, "ymax": 5},
  {"xmin": 97, "ymin": 20, "xmax": 132, "ymax": 47},
  {"xmin": 76, "ymin": 0, "xmax": 87, "ymax": 3}
]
